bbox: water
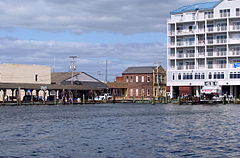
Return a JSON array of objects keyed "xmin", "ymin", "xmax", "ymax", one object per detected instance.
[{"xmin": 0, "ymin": 104, "xmax": 240, "ymax": 158}]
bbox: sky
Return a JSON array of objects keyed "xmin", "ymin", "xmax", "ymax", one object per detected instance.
[{"xmin": 0, "ymin": 0, "xmax": 211, "ymax": 81}]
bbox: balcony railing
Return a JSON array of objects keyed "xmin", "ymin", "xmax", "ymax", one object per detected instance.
[
  {"xmin": 198, "ymin": 40, "xmax": 205, "ymax": 45},
  {"xmin": 229, "ymin": 51, "xmax": 240, "ymax": 56},
  {"xmin": 177, "ymin": 66, "xmax": 184, "ymax": 70},
  {"xmin": 177, "ymin": 30, "xmax": 195, "ymax": 35},
  {"xmin": 185, "ymin": 53, "xmax": 195, "ymax": 58},
  {"xmin": 230, "ymin": 25, "xmax": 240, "ymax": 31},
  {"xmin": 186, "ymin": 65, "xmax": 195, "ymax": 69},
  {"xmin": 207, "ymin": 51, "xmax": 226, "ymax": 57},
  {"xmin": 207, "ymin": 39, "xmax": 227, "ymax": 45},
  {"xmin": 197, "ymin": 52, "xmax": 205, "ymax": 57},
  {"xmin": 176, "ymin": 41, "xmax": 195, "ymax": 47}
]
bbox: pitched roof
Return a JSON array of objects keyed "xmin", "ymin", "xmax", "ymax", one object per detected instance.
[
  {"xmin": 51, "ymin": 72, "xmax": 107, "ymax": 89},
  {"xmin": 122, "ymin": 66, "xmax": 156, "ymax": 74},
  {"xmin": 170, "ymin": 1, "xmax": 221, "ymax": 15},
  {"xmin": 51, "ymin": 72, "xmax": 100, "ymax": 83}
]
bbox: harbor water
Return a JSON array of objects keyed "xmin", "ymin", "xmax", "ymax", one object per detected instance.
[{"xmin": 1, "ymin": 103, "xmax": 240, "ymax": 158}]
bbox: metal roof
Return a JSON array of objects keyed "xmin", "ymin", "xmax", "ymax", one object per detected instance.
[
  {"xmin": 123, "ymin": 66, "xmax": 156, "ymax": 74},
  {"xmin": 170, "ymin": 1, "xmax": 221, "ymax": 15}
]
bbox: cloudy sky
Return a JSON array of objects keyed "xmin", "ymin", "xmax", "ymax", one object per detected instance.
[{"xmin": 0, "ymin": 0, "xmax": 211, "ymax": 81}]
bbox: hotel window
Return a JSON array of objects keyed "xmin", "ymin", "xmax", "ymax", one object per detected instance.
[
  {"xmin": 204, "ymin": 11, "xmax": 213, "ymax": 18},
  {"xmin": 237, "ymin": 8, "xmax": 240, "ymax": 16},
  {"xmin": 147, "ymin": 89, "xmax": 150, "ymax": 96},
  {"xmin": 201, "ymin": 73, "xmax": 205, "ymax": 79},
  {"xmin": 147, "ymin": 76, "xmax": 150, "ymax": 82},
  {"xmin": 35, "ymin": 74, "xmax": 38, "ymax": 82},
  {"xmin": 195, "ymin": 73, "xmax": 200, "ymax": 79},
  {"xmin": 126, "ymin": 76, "xmax": 129, "ymax": 82},
  {"xmin": 220, "ymin": 9, "xmax": 230, "ymax": 17},
  {"xmin": 178, "ymin": 73, "xmax": 181, "ymax": 80},
  {"xmin": 209, "ymin": 72, "xmax": 212, "ymax": 79},
  {"xmin": 230, "ymin": 72, "xmax": 240, "ymax": 79},
  {"xmin": 136, "ymin": 89, "xmax": 139, "ymax": 96},
  {"xmin": 142, "ymin": 76, "xmax": 144, "ymax": 82},
  {"xmin": 136, "ymin": 76, "xmax": 139, "ymax": 82}
]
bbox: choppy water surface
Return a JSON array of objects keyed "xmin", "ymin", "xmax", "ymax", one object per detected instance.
[{"xmin": 1, "ymin": 104, "xmax": 240, "ymax": 158}]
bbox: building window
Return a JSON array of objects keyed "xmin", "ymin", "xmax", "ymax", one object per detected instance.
[
  {"xmin": 209, "ymin": 72, "xmax": 212, "ymax": 79},
  {"xmin": 178, "ymin": 73, "xmax": 181, "ymax": 80},
  {"xmin": 147, "ymin": 89, "xmax": 150, "ymax": 96},
  {"xmin": 130, "ymin": 89, "xmax": 133, "ymax": 97},
  {"xmin": 205, "ymin": 11, "xmax": 213, "ymax": 18},
  {"xmin": 142, "ymin": 76, "xmax": 144, "ymax": 82},
  {"xmin": 195, "ymin": 73, "xmax": 200, "ymax": 79},
  {"xmin": 237, "ymin": 8, "xmax": 240, "ymax": 16},
  {"xmin": 220, "ymin": 9, "xmax": 230, "ymax": 17},
  {"xmin": 201, "ymin": 73, "xmax": 205, "ymax": 79},
  {"xmin": 230, "ymin": 72, "xmax": 240, "ymax": 79},
  {"xmin": 136, "ymin": 76, "xmax": 139, "ymax": 82},
  {"xmin": 126, "ymin": 76, "xmax": 129, "ymax": 82},
  {"xmin": 172, "ymin": 74, "xmax": 175, "ymax": 81},
  {"xmin": 147, "ymin": 76, "xmax": 150, "ymax": 82},
  {"xmin": 136, "ymin": 89, "xmax": 139, "ymax": 96},
  {"xmin": 130, "ymin": 76, "xmax": 133, "ymax": 82},
  {"xmin": 141, "ymin": 89, "xmax": 145, "ymax": 96},
  {"xmin": 35, "ymin": 74, "xmax": 38, "ymax": 82}
]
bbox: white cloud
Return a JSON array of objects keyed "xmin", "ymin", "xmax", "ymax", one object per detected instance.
[
  {"xmin": 0, "ymin": 38, "xmax": 166, "ymax": 81},
  {"xmin": 0, "ymin": 0, "xmax": 209, "ymax": 34}
]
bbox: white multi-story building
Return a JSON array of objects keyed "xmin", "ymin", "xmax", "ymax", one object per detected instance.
[{"xmin": 167, "ymin": 0, "xmax": 240, "ymax": 98}]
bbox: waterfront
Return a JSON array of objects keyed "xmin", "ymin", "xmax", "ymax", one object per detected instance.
[{"xmin": 1, "ymin": 104, "xmax": 240, "ymax": 158}]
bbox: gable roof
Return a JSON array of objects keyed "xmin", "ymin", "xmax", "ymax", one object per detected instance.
[
  {"xmin": 51, "ymin": 72, "xmax": 100, "ymax": 83},
  {"xmin": 170, "ymin": 1, "xmax": 221, "ymax": 15},
  {"xmin": 123, "ymin": 66, "xmax": 156, "ymax": 74},
  {"xmin": 51, "ymin": 72, "xmax": 107, "ymax": 89}
]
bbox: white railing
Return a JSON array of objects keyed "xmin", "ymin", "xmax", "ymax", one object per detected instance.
[
  {"xmin": 176, "ymin": 41, "xmax": 195, "ymax": 47},
  {"xmin": 207, "ymin": 51, "xmax": 226, "ymax": 57},
  {"xmin": 229, "ymin": 25, "xmax": 240, "ymax": 31},
  {"xmin": 177, "ymin": 30, "xmax": 195, "ymax": 35},
  {"xmin": 229, "ymin": 51, "xmax": 240, "ymax": 56},
  {"xmin": 207, "ymin": 39, "xmax": 227, "ymax": 45}
]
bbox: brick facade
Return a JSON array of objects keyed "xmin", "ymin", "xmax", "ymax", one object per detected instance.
[{"xmin": 122, "ymin": 74, "xmax": 153, "ymax": 99}]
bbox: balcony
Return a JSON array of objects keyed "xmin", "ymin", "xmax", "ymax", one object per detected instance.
[
  {"xmin": 197, "ymin": 40, "xmax": 205, "ymax": 45},
  {"xmin": 207, "ymin": 39, "xmax": 227, "ymax": 45},
  {"xmin": 215, "ymin": 64, "xmax": 226, "ymax": 69},
  {"xmin": 169, "ymin": 31, "xmax": 175, "ymax": 36},
  {"xmin": 185, "ymin": 65, "xmax": 195, "ymax": 70},
  {"xmin": 197, "ymin": 65, "xmax": 205, "ymax": 69},
  {"xmin": 197, "ymin": 52, "xmax": 205, "ymax": 58},
  {"xmin": 185, "ymin": 53, "xmax": 195, "ymax": 58},
  {"xmin": 177, "ymin": 66, "xmax": 184, "ymax": 70},
  {"xmin": 207, "ymin": 51, "xmax": 226, "ymax": 57},
  {"xmin": 230, "ymin": 25, "xmax": 240, "ymax": 31},
  {"xmin": 177, "ymin": 54, "xmax": 184, "ymax": 58},
  {"xmin": 229, "ymin": 51, "xmax": 240, "ymax": 56},
  {"xmin": 177, "ymin": 29, "xmax": 195, "ymax": 35},
  {"xmin": 176, "ymin": 41, "xmax": 195, "ymax": 47},
  {"xmin": 207, "ymin": 26, "xmax": 227, "ymax": 33},
  {"xmin": 208, "ymin": 64, "xmax": 226, "ymax": 69}
]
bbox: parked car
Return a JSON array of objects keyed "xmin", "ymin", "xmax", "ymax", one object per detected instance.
[{"xmin": 95, "ymin": 93, "xmax": 112, "ymax": 100}]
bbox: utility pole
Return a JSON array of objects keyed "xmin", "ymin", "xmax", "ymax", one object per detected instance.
[{"xmin": 69, "ymin": 56, "xmax": 77, "ymax": 85}]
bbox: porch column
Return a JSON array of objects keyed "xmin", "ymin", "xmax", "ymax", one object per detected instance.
[
  {"xmin": 170, "ymin": 86, "xmax": 173, "ymax": 98},
  {"xmin": 230, "ymin": 86, "xmax": 233, "ymax": 96}
]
